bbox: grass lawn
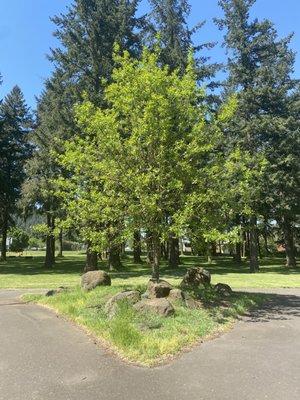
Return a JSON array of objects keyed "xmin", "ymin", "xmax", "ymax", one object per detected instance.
[{"xmin": 0, "ymin": 250, "xmax": 299, "ymax": 289}]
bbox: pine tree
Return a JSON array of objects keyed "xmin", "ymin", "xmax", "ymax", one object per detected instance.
[
  {"xmin": 22, "ymin": 72, "xmax": 72, "ymax": 268},
  {"xmin": 0, "ymin": 86, "xmax": 32, "ymax": 260},
  {"xmin": 45, "ymin": 0, "xmax": 144, "ymax": 270},
  {"xmin": 216, "ymin": 0, "xmax": 299, "ymax": 271},
  {"xmin": 147, "ymin": 0, "xmax": 217, "ymax": 81},
  {"xmin": 50, "ymin": 0, "xmax": 144, "ymax": 105}
]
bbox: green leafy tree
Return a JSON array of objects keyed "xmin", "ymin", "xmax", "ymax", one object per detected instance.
[
  {"xmin": 0, "ymin": 86, "xmax": 32, "ymax": 261},
  {"xmin": 59, "ymin": 47, "xmax": 229, "ymax": 279},
  {"xmin": 147, "ymin": 0, "xmax": 220, "ymax": 267}
]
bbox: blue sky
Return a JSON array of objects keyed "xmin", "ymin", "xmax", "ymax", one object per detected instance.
[{"xmin": 1, "ymin": 0, "xmax": 300, "ymax": 108}]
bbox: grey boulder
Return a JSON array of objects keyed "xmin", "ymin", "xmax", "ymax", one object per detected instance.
[
  {"xmin": 81, "ymin": 270, "xmax": 111, "ymax": 291},
  {"xmin": 214, "ymin": 283, "xmax": 233, "ymax": 297},
  {"xmin": 134, "ymin": 298, "xmax": 175, "ymax": 317},
  {"xmin": 105, "ymin": 290, "xmax": 141, "ymax": 317},
  {"xmin": 147, "ymin": 279, "xmax": 172, "ymax": 298}
]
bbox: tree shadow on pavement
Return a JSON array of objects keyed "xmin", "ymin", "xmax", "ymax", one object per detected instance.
[{"xmin": 240, "ymin": 291, "xmax": 300, "ymax": 323}]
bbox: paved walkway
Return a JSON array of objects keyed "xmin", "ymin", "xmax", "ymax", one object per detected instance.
[{"xmin": 0, "ymin": 288, "xmax": 299, "ymax": 400}]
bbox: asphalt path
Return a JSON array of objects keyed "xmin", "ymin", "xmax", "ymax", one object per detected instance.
[{"xmin": 0, "ymin": 288, "xmax": 299, "ymax": 400}]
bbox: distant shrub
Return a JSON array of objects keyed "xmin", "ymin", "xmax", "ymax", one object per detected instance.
[{"xmin": 9, "ymin": 227, "xmax": 29, "ymax": 253}]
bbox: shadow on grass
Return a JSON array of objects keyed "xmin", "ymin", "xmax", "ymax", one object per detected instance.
[{"xmin": 0, "ymin": 253, "xmax": 299, "ymax": 280}]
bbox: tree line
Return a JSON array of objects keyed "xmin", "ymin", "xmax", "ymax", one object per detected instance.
[{"xmin": 0, "ymin": 0, "xmax": 299, "ymax": 279}]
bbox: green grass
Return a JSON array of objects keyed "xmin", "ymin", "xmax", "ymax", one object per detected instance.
[
  {"xmin": 0, "ymin": 250, "xmax": 299, "ymax": 289},
  {"xmin": 24, "ymin": 284, "xmax": 266, "ymax": 366}
]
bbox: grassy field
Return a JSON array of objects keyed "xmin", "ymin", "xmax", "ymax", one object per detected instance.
[{"xmin": 0, "ymin": 251, "xmax": 299, "ymax": 289}]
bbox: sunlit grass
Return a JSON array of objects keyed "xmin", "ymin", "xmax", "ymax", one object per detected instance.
[{"xmin": 0, "ymin": 251, "xmax": 299, "ymax": 289}]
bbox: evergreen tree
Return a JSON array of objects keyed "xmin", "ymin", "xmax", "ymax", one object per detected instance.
[
  {"xmin": 147, "ymin": 0, "xmax": 217, "ymax": 81},
  {"xmin": 50, "ymin": 0, "xmax": 144, "ymax": 104},
  {"xmin": 0, "ymin": 86, "xmax": 32, "ymax": 260},
  {"xmin": 216, "ymin": 0, "xmax": 299, "ymax": 270},
  {"xmin": 22, "ymin": 72, "xmax": 71, "ymax": 268},
  {"xmin": 43, "ymin": 0, "xmax": 144, "ymax": 269}
]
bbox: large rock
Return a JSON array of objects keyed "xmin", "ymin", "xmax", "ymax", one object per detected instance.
[
  {"xmin": 180, "ymin": 267, "xmax": 211, "ymax": 288},
  {"xmin": 105, "ymin": 290, "xmax": 141, "ymax": 317},
  {"xmin": 81, "ymin": 270, "xmax": 111, "ymax": 291},
  {"xmin": 147, "ymin": 279, "xmax": 172, "ymax": 298},
  {"xmin": 214, "ymin": 283, "xmax": 233, "ymax": 297},
  {"xmin": 168, "ymin": 288, "xmax": 184, "ymax": 301},
  {"xmin": 134, "ymin": 298, "xmax": 175, "ymax": 317},
  {"xmin": 184, "ymin": 297, "xmax": 204, "ymax": 309}
]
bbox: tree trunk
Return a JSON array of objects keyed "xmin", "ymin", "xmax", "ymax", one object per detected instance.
[
  {"xmin": 57, "ymin": 229, "xmax": 63, "ymax": 258},
  {"xmin": 282, "ymin": 216, "xmax": 297, "ymax": 268},
  {"xmin": 150, "ymin": 233, "xmax": 160, "ymax": 281},
  {"xmin": 85, "ymin": 242, "xmax": 98, "ymax": 272},
  {"xmin": 133, "ymin": 230, "xmax": 142, "ymax": 263},
  {"xmin": 263, "ymin": 232, "xmax": 269, "ymax": 256},
  {"xmin": 249, "ymin": 216, "xmax": 259, "ymax": 272},
  {"xmin": 168, "ymin": 234, "xmax": 180, "ymax": 268},
  {"xmin": 179, "ymin": 237, "xmax": 185, "ymax": 256},
  {"xmin": 108, "ymin": 245, "xmax": 122, "ymax": 271},
  {"xmin": 211, "ymin": 242, "xmax": 217, "ymax": 257},
  {"xmin": 44, "ymin": 213, "xmax": 55, "ymax": 268},
  {"xmin": 146, "ymin": 231, "xmax": 153, "ymax": 265},
  {"xmin": 233, "ymin": 242, "xmax": 242, "ymax": 263},
  {"xmin": 207, "ymin": 242, "xmax": 214, "ymax": 264},
  {"xmin": 0, "ymin": 210, "xmax": 8, "ymax": 261}
]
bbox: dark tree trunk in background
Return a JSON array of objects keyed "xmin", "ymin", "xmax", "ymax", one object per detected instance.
[
  {"xmin": 282, "ymin": 216, "xmax": 297, "ymax": 268},
  {"xmin": 120, "ymin": 242, "xmax": 126, "ymax": 257},
  {"xmin": 179, "ymin": 238, "xmax": 185, "ymax": 256},
  {"xmin": 257, "ymin": 234, "xmax": 262, "ymax": 259},
  {"xmin": 151, "ymin": 233, "xmax": 160, "ymax": 282},
  {"xmin": 44, "ymin": 213, "xmax": 55, "ymax": 268},
  {"xmin": 263, "ymin": 231, "xmax": 269, "ymax": 255},
  {"xmin": 161, "ymin": 242, "xmax": 168, "ymax": 261},
  {"xmin": 234, "ymin": 242, "xmax": 242, "ymax": 263},
  {"xmin": 57, "ymin": 229, "xmax": 63, "ymax": 258},
  {"xmin": 249, "ymin": 216, "xmax": 259, "ymax": 272},
  {"xmin": 211, "ymin": 242, "xmax": 217, "ymax": 257},
  {"xmin": 233, "ymin": 215, "xmax": 242, "ymax": 262},
  {"xmin": 85, "ymin": 242, "xmax": 98, "ymax": 272},
  {"xmin": 0, "ymin": 211, "xmax": 8, "ymax": 261},
  {"xmin": 146, "ymin": 231, "xmax": 153, "ymax": 265},
  {"xmin": 133, "ymin": 230, "xmax": 142, "ymax": 263},
  {"xmin": 108, "ymin": 246, "xmax": 122, "ymax": 271},
  {"xmin": 207, "ymin": 242, "xmax": 214, "ymax": 264},
  {"xmin": 168, "ymin": 234, "xmax": 180, "ymax": 268}
]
